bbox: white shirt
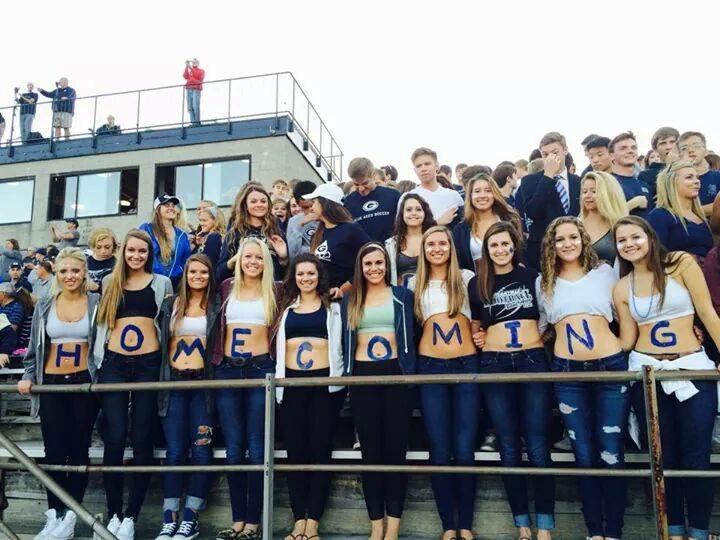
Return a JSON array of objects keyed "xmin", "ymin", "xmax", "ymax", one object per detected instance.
[{"xmin": 405, "ymin": 184, "xmax": 464, "ymax": 220}]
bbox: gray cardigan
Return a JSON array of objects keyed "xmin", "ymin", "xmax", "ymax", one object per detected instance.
[{"xmin": 22, "ymin": 292, "xmax": 101, "ymax": 417}]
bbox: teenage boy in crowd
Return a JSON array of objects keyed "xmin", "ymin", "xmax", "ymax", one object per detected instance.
[
  {"xmin": 286, "ymin": 180, "xmax": 322, "ymax": 261},
  {"xmin": 344, "ymin": 157, "xmax": 400, "ymax": 242},
  {"xmin": 8, "ymin": 263, "xmax": 31, "ymax": 293},
  {"xmin": 586, "ymin": 136, "xmax": 613, "ymax": 173},
  {"xmin": 271, "ymin": 178, "xmax": 290, "ymax": 199},
  {"xmin": 610, "ymin": 132, "xmax": 653, "ymax": 219},
  {"xmin": 678, "ymin": 131, "xmax": 720, "ymax": 216},
  {"xmin": 639, "ymin": 126, "xmax": 680, "ymax": 198},
  {"xmin": 50, "ymin": 219, "xmax": 80, "ymax": 248},
  {"xmin": 580, "ymin": 133, "xmax": 600, "ymax": 175},
  {"xmin": 518, "ymin": 131, "xmax": 581, "ymax": 269},
  {"xmin": 405, "ymin": 147, "xmax": 464, "ymax": 227}
]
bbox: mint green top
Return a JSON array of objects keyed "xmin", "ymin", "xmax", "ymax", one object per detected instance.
[{"xmin": 358, "ymin": 296, "xmax": 395, "ymax": 334}]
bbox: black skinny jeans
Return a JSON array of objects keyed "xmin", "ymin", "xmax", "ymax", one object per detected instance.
[
  {"xmin": 99, "ymin": 350, "xmax": 161, "ymax": 520},
  {"xmin": 280, "ymin": 367, "xmax": 336, "ymax": 521},
  {"xmin": 40, "ymin": 371, "xmax": 98, "ymax": 513},
  {"xmin": 351, "ymin": 359, "xmax": 413, "ymax": 521}
]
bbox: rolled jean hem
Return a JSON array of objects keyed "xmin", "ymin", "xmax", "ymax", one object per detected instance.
[
  {"xmin": 688, "ymin": 526, "xmax": 708, "ymax": 540},
  {"xmin": 668, "ymin": 524, "xmax": 685, "ymax": 536},
  {"xmin": 513, "ymin": 513, "xmax": 531, "ymax": 527},
  {"xmin": 163, "ymin": 497, "xmax": 181, "ymax": 512},
  {"xmin": 536, "ymin": 513, "xmax": 555, "ymax": 530},
  {"xmin": 185, "ymin": 495, "xmax": 206, "ymax": 512}
]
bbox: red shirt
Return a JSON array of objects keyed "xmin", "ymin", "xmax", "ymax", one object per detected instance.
[{"xmin": 183, "ymin": 66, "xmax": 205, "ymax": 91}]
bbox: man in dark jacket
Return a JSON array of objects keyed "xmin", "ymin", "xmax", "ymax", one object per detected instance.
[
  {"xmin": 517, "ymin": 131, "xmax": 581, "ymax": 270},
  {"xmin": 38, "ymin": 77, "xmax": 76, "ymax": 140}
]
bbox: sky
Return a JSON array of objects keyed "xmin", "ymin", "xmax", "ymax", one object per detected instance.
[{"xmin": 3, "ymin": 0, "xmax": 719, "ymax": 181}]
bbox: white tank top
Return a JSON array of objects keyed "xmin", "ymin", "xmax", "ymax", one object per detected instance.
[
  {"xmin": 226, "ymin": 296, "xmax": 266, "ymax": 325},
  {"xmin": 172, "ymin": 309, "xmax": 207, "ymax": 337},
  {"xmin": 410, "ymin": 269, "xmax": 474, "ymax": 322},
  {"xmin": 628, "ymin": 275, "xmax": 694, "ymax": 326},
  {"xmin": 538, "ymin": 264, "xmax": 617, "ymax": 324},
  {"xmin": 46, "ymin": 303, "xmax": 89, "ymax": 344}
]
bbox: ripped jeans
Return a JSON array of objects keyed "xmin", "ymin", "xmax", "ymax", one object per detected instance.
[
  {"xmin": 161, "ymin": 387, "xmax": 213, "ymax": 513},
  {"xmin": 552, "ymin": 351, "xmax": 630, "ymax": 539}
]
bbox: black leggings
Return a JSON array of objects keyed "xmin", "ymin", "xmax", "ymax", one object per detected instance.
[
  {"xmin": 39, "ymin": 372, "xmax": 98, "ymax": 513},
  {"xmin": 351, "ymin": 359, "xmax": 413, "ymax": 520},
  {"xmin": 281, "ymin": 367, "xmax": 336, "ymax": 521}
]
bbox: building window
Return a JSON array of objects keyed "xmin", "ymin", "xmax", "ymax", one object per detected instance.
[
  {"xmin": 156, "ymin": 157, "xmax": 250, "ymax": 209},
  {"xmin": 0, "ymin": 177, "xmax": 34, "ymax": 224},
  {"xmin": 48, "ymin": 169, "xmax": 139, "ymax": 220}
]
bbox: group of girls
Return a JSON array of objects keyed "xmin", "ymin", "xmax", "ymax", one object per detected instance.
[{"xmin": 18, "ymin": 166, "xmax": 720, "ymax": 540}]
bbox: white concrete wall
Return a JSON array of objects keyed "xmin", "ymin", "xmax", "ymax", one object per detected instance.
[{"xmin": 0, "ymin": 135, "xmax": 320, "ymax": 248}]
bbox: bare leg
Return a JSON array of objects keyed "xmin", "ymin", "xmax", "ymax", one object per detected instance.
[{"xmin": 384, "ymin": 516, "xmax": 400, "ymax": 540}]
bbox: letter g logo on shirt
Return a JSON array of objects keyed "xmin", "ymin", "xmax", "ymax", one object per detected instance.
[{"xmin": 362, "ymin": 201, "xmax": 379, "ymax": 212}]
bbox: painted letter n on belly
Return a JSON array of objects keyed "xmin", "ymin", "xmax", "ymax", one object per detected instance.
[{"xmin": 565, "ymin": 319, "xmax": 594, "ymax": 356}]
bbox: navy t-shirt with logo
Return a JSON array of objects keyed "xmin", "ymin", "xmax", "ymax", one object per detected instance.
[
  {"xmin": 699, "ymin": 170, "xmax": 720, "ymax": 205},
  {"xmin": 344, "ymin": 185, "xmax": 401, "ymax": 242},
  {"xmin": 613, "ymin": 173, "xmax": 654, "ymax": 220},
  {"xmin": 313, "ymin": 222, "xmax": 371, "ymax": 288}
]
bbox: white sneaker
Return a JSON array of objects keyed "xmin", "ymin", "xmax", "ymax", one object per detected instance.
[
  {"xmin": 94, "ymin": 514, "xmax": 121, "ymax": 540},
  {"xmin": 48, "ymin": 510, "xmax": 76, "ymax": 540},
  {"xmin": 480, "ymin": 433, "xmax": 497, "ymax": 451},
  {"xmin": 34, "ymin": 509, "xmax": 59, "ymax": 540},
  {"xmin": 117, "ymin": 517, "xmax": 135, "ymax": 540}
]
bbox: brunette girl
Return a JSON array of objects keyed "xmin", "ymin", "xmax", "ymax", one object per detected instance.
[{"xmin": 385, "ymin": 193, "xmax": 435, "ymax": 287}]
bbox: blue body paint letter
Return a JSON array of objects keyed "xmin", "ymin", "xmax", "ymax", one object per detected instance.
[
  {"xmin": 565, "ymin": 319, "xmax": 594, "ymax": 355},
  {"xmin": 504, "ymin": 321, "xmax": 522, "ymax": 349},
  {"xmin": 231, "ymin": 328, "xmax": 252, "ymax": 359},
  {"xmin": 650, "ymin": 320, "xmax": 677, "ymax": 347},
  {"xmin": 296, "ymin": 341, "xmax": 314, "ymax": 370},
  {"xmin": 172, "ymin": 338, "xmax": 206, "ymax": 363},
  {"xmin": 432, "ymin": 322, "xmax": 462, "ymax": 346},
  {"xmin": 120, "ymin": 324, "xmax": 144, "ymax": 352},
  {"xmin": 55, "ymin": 344, "xmax": 82, "ymax": 367},
  {"xmin": 368, "ymin": 336, "xmax": 392, "ymax": 361}
]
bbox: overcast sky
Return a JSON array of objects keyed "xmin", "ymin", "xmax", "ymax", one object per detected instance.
[{"xmin": 3, "ymin": 0, "xmax": 719, "ymax": 181}]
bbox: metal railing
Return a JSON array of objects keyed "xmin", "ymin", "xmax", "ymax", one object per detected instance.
[
  {"xmin": 0, "ymin": 72, "xmax": 344, "ymax": 182},
  {"xmin": 0, "ymin": 367, "xmax": 717, "ymax": 539}
]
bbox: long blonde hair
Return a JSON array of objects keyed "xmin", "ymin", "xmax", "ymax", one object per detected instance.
[
  {"xmin": 579, "ymin": 171, "xmax": 629, "ymax": 227},
  {"xmin": 231, "ymin": 237, "xmax": 276, "ymax": 325},
  {"xmin": 539, "ymin": 216, "xmax": 599, "ymax": 297},
  {"xmin": 199, "ymin": 206, "xmax": 227, "ymax": 237},
  {"xmin": 52, "ymin": 247, "xmax": 89, "ymax": 297},
  {"xmin": 97, "ymin": 229, "xmax": 154, "ymax": 328},
  {"xmin": 656, "ymin": 159, "xmax": 707, "ymax": 230},
  {"xmin": 150, "ymin": 205, "xmax": 180, "ymax": 264},
  {"xmin": 347, "ymin": 242, "xmax": 391, "ymax": 330},
  {"xmin": 464, "ymin": 174, "xmax": 522, "ymax": 235},
  {"xmin": 414, "ymin": 225, "xmax": 466, "ymax": 320}
]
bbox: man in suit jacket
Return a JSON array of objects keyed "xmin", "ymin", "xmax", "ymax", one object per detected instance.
[{"xmin": 517, "ymin": 132, "xmax": 581, "ymax": 270}]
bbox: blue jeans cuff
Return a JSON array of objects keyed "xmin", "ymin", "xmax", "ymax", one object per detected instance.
[
  {"xmin": 688, "ymin": 526, "xmax": 709, "ymax": 540},
  {"xmin": 513, "ymin": 513, "xmax": 531, "ymax": 527},
  {"xmin": 163, "ymin": 497, "xmax": 181, "ymax": 512},
  {"xmin": 185, "ymin": 496, "xmax": 206, "ymax": 512},
  {"xmin": 536, "ymin": 513, "xmax": 555, "ymax": 530},
  {"xmin": 668, "ymin": 524, "xmax": 686, "ymax": 536}
]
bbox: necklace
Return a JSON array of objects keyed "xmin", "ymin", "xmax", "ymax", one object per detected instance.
[{"xmin": 630, "ymin": 271, "xmax": 655, "ymax": 319}]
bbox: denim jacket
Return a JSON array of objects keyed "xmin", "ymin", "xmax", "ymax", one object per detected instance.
[
  {"xmin": 341, "ymin": 285, "xmax": 417, "ymax": 376},
  {"xmin": 22, "ymin": 292, "xmax": 100, "ymax": 417}
]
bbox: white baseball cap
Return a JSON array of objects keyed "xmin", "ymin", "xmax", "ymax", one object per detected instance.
[{"xmin": 301, "ymin": 183, "xmax": 344, "ymax": 205}]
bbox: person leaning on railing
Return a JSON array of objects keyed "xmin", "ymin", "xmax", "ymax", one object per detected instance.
[
  {"xmin": 273, "ymin": 253, "xmax": 345, "ymax": 540},
  {"xmin": 212, "ymin": 237, "xmax": 277, "ymax": 540},
  {"xmin": 93, "ymin": 229, "xmax": 173, "ymax": 540},
  {"xmin": 341, "ymin": 242, "xmax": 416, "ymax": 540},
  {"xmin": 154, "ymin": 253, "xmax": 221, "ymax": 540},
  {"xmin": 613, "ymin": 216, "xmax": 720, "ymax": 540},
  {"xmin": 17, "ymin": 248, "xmax": 101, "ymax": 540}
]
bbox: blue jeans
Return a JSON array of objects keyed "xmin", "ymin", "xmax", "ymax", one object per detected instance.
[
  {"xmin": 418, "ymin": 354, "xmax": 480, "ymax": 531},
  {"xmin": 214, "ymin": 355, "xmax": 273, "ymax": 524},
  {"xmin": 186, "ymin": 89, "xmax": 201, "ymax": 125},
  {"xmin": 632, "ymin": 379, "xmax": 716, "ymax": 540},
  {"xmin": 480, "ymin": 348, "xmax": 555, "ymax": 530},
  {"xmin": 20, "ymin": 114, "xmax": 33, "ymax": 142},
  {"xmin": 552, "ymin": 351, "xmax": 630, "ymax": 539},
  {"xmin": 162, "ymin": 386, "xmax": 213, "ymax": 513}
]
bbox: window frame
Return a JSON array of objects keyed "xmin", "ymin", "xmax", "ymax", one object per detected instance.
[
  {"xmin": 0, "ymin": 176, "xmax": 35, "ymax": 225},
  {"xmin": 48, "ymin": 166, "xmax": 140, "ymax": 220}
]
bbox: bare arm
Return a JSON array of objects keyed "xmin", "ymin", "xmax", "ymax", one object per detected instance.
[
  {"xmin": 612, "ymin": 278, "xmax": 638, "ymax": 352},
  {"xmin": 678, "ymin": 254, "xmax": 720, "ymax": 351}
]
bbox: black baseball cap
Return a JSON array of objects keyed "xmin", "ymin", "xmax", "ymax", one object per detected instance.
[
  {"xmin": 9, "ymin": 262, "xmax": 21, "ymax": 269},
  {"xmin": 65, "ymin": 218, "xmax": 79, "ymax": 226},
  {"xmin": 36, "ymin": 248, "xmax": 47, "ymax": 256}
]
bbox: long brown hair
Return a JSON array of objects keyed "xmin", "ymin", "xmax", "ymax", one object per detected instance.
[
  {"xmin": 476, "ymin": 222, "xmax": 524, "ymax": 304},
  {"xmin": 226, "ymin": 184, "xmax": 279, "ymax": 252},
  {"xmin": 414, "ymin": 226, "xmax": 466, "ymax": 320},
  {"xmin": 392, "ymin": 193, "xmax": 436, "ymax": 250},
  {"xmin": 172, "ymin": 254, "xmax": 215, "ymax": 333},
  {"xmin": 464, "ymin": 174, "xmax": 522, "ymax": 236},
  {"xmin": 97, "ymin": 229, "xmax": 154, "ymax": 328},
  {"xmin": 347, "ymin": 242, "xmax": 391, "ymax": 330},
  {"xmin": 613, "ymin": 215, "xmax": 683, "ymax": 310},
  {"xmin": 310, "ymin": 197, "xmax": 353, "ymax": 251},
  {"xmin": 539, "ymin": 216, "xmax": 599, "ymax": 297},
  {"xmin": 150, "ymin": 205, "xmax": 180, "ymax": 263}
]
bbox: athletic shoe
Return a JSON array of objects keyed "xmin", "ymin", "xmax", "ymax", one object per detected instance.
[
  {"xmin": 154, "ymin": 510, "xmax": 178, "ymax": 540},
  {"xmin": 48, "ymin": 510, "xmax": 76, "ymax": 539},
  {"xmin": 215, "ymin": 528, "xmax": 239, "ymax": 539},
  {"xmin": 174, "ymin": 517, "xmax": 200, "ymax": 539},
  {"xmin": 34, "ymin": 508, "xmax": 59, "ymax": 540},
  {"xmin": 480, "ymin": 433, "xmax": 497, "ymax": 451},
  {"xmin": 554, "ymin": 432, "xmax": 573, "ymax": 451},
  {"xmin": 94, "ymin": 514, "xmax": 121, "ymax": 540},
  {"xmin": 116, "ymin": 517, "xmax": 135, "ymax": 540}
]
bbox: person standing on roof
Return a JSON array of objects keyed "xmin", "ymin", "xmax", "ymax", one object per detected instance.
[
  {"xmin": 183, "ymin": 58, "xmax": 205, "ymax": 127},
  {"xmin": 38, "ymin": 77, "xmax": 76, "ymax": 140}
]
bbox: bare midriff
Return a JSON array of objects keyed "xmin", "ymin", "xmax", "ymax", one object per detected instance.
[
  {"xmin": 483, "ymin": 319, "xmax": 543, "ymax": 352},
  {"xmin": 419, "ymin": 313, "xmax": 476, "ymax": 358},
  {"xmin": 635, "ymin": 314, "xmax": 700, "ymax": 356},
  {"xmin": 285, "ymin": 337, "xmax": 330, "ymax": 370},
  {"xmin": 107, "ymin": 317, "xmax": 160, "ymax": 355},
  {"xmin": 169, "ymin": 335, "xmax": 207, "ymax": 370},
  {"xmin": 356, "ymin": 332, "xmax": 398, "ymax": 362},
  {"xmin": 45, "ymin": 341, "xmax": 89, "ymax": 374},
  {"xmin": 553, "ymin": 314, "xmax": 621, "ymax": 360},
  {"xmin": 224, "ymin": 323, "xmax": 269, "ymax": 358}
]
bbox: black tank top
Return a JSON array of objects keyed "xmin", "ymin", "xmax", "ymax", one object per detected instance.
[
  {"xmin": 285, "ymin": 305, "xmax": 328, "ymax": 340},
  {"xmin": 117, "ymin": 283, "xmax": 156, "ymax": 319}
]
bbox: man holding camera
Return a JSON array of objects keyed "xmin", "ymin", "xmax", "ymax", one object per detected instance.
[
  {"xmin": 15, "ymin": 83, "xmax": 38, "ymax": 143},
  {"xmin": 183, "ymin": 58, "xmax": 205, "ymax": 126},
  {"xmin": 38, "ymin": 77, "xmax": 76, "ymax": 140}
]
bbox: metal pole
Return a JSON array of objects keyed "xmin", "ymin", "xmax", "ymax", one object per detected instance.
[
  {"xmin": 0, "ymin": 519, "xmax": 20, "ymax": 540},
  {"xmin": 643, "ymin": 366, "xmax": 668, "ymax": 540},
  {"xmin": 291, "ymin": 79, "xmax": 296, "ymax": 117},
  {"xmin": 261, "ymin": 373, "xmax": 276, "ymax": 540},
  {"xmin": 227, "ymin": 79, "xmax": 232, "ymax": 134},
  {"xmin": 0, "ymin": 431, "xmax": 115, "ymax": 540},
  {"xmin": 7, "ymin": 104, "xmax": 16, "ymax": 157},
  {"xmin": 181, "ymin": 86, "xmax": 187, "ymax": 140},
  {"xmin": 274, "ymin": 73, "xmax": 280, "ymax": 132},
  {"xmin": 135, "ymin": 90, "xmax": 141, "ymax": 144}
]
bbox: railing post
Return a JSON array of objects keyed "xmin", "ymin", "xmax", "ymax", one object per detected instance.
[
  {"xmin": 181, "ymin": 86, "xmax": 187, "ymax": 140},
  {"xmin": 7, "ymin": 105, "xmax": 16, "ymax": 157},
  {"xmin": 642, "ymin": 366, "xmax": 669, "ymax": 540},
  {"xmin": 0, "ymin": 518, "xmax": 20, "ymax": 540},
  {"xmin": 91, "ymin": 96, "xmax": 98, "ymax": 149},
  {"xmin": 274, "ymin": 73, "xmax": 280, "ymax": 132},
  {"xmin": 135, "ymin": 90, "xmax": 142, "ymax": 144},
  {"xmin": 291, "ymin": 79, "xmax": 296, "ymax": 117},
  {"xmin": 262, "ymin": 373, "xmax": 276, "ymax": 540},
  {"xmin": 0, "ymin": 430, "xmax": 115, "ymax": 540},
  {"xmin": 49, "ymin": 101, "xmax": 55, "ymax": 153},
  {"xmin": 227, "ymin": 79, "xmax": 232, "ymax": 134}
]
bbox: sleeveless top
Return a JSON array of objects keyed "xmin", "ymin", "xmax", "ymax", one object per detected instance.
[{"xmin": 628, "ymin": 274, "xmax": 694, "ymax": 326}]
